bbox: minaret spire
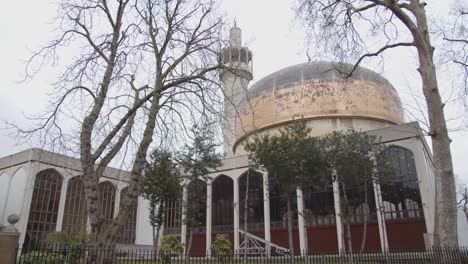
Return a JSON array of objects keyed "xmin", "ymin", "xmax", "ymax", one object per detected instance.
[{"xmin": 219, "ymin": 23, "xmax": 253, "ymax": 157}]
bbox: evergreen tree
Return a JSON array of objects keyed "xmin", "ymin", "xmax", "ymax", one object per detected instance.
[
  {"xmin": 142, "ymin": 149, "xmax": 181, "ymax": 252},
  {"xmin": 179, "ymin": 123, "xmax": 222, "ymax": 256}
]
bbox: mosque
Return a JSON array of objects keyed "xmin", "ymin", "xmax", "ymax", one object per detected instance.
[{"xmin": 1, "ymin": 26, "xmax": 467, "ymax": 255}]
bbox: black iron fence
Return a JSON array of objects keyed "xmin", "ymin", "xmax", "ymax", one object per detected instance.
[{"xmin": 15, "ymin": 245, "xmax": 468, "ymax": 264}]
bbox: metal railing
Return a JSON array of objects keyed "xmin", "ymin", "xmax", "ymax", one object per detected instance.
[{"xmin": 15, "ymin": 244, "xmax": 468, "ymax": 264}]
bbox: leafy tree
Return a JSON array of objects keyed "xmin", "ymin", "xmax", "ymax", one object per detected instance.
[
  {"xmin": 245, "ymin": 121, "xmax": 327, "ymax": 262},
  {"xmin": 179, "ymin": 123, "xmax": 222, "ymax": 256},
  {"xmin": 324, "ymin": 130, "xmax": 394, "ymax": 255},
  {"xmin": 142, "ymin": 149, "xmax": 181, "ymax": 252},
  {"xmin": 296, "ymin": 0, "xmax": 461, "ymax": 245}
]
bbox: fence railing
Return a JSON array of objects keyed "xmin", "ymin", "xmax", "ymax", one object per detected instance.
[{"xmin": 15, "ymin": 245, "xmax": 468, "ymax": 264}]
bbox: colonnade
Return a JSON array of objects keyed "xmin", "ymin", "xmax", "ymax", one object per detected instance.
[{"xmin": 174, "ymin": 139, "xmax": 431, "ymax": 255}]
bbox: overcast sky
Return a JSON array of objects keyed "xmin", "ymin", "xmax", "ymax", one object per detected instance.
[{"xmin": 0, "ymin": 0, "xmax": 467, "ymax": 184}]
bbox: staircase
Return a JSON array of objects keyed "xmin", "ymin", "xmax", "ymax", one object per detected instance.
[{"xmin": 238, "ymin": 229, "xmax": 290, "ymax": 256}]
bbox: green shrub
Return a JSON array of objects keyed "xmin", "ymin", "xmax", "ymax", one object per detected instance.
[
  {"xmin": 19, "ymin": 251, "xmax": 64, "ymax": 264},
  {"xmin": 67, "ymin": 229, "xmax": 93, "ymax": 264},
  {"xmin": 44, "ymin": 229, "xmax": 93, "ymax": 264},
  {"xmin": 211, "ymin": 234, "xmax": 232, "ymax": 264},
  {"xmin": 45, "ymin": 232, "xmax": 69, "ymax": 245},
  {"xmin": 160, "ymin": 236, "xmax": 183, "ymax": 264}
]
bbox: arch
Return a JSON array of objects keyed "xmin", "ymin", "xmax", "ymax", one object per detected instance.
[
  {"xmin": 238, "ymin": 170, "xmax": 264, "ymax": 231},
  {"xmin": 381, "ymin": 145, "xmax": 426, "ymax": 250},
  {"xmin": 384, "ymin": 145, "xmax": 418, "ymax": 182},
  {"xmin": 98, "ymin": 181, "xmax": 116, "ymax": 225},
  {"xmin": 4, "ymin": 168, "xmax": 28, "ymax": 224},
  {"xmin": 212, "ymin": 175, "xmax": 233, "ymax": 232},
  {"xmin": 380, "ymin": 145, "xmax": 423, "ymax": 220},
  {"xmin": 117, "ymin": 187, "xmax": 137, "ymax": 244},
  {"xmin": 62, "ymin": 176, "xmax": 87, "ymax": 235},
  {"xmin": 0, "ymin": 171, "xmax": 11, "ymax": 225},
  {"xmin": 24, "ymin": 169, "xmax": 63, "ymax": 249}
]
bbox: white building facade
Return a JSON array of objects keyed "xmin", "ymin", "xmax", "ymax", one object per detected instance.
[{"xmin": 1, "ymin": 25, "xmax": 467, "ymax": 255}]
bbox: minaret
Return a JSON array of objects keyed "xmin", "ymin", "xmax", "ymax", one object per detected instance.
[{"xmin": 220, "ymin": 24, "xmax": 253, "ymax": 157}]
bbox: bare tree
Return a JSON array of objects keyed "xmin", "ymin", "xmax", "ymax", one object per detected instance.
[
  {"xmin": 297, "ymin": 0, "xmax": 462, "ymax": 246},
  {"xmin": 14, "ymin": 0, "xmax": 225, "ymax": 252},
  {"xmin": 458, "ymin": 186, "xmax": 468, "ymax": 213},
  {"xmin": 434, "ymin": 0, "xmax": 467, "ymax": 109}
]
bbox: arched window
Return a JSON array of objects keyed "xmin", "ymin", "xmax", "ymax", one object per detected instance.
[
  {"xmin": 63, "ymin": 176, "xmax": 87, "ymax": 235},
  {"xmin": 25, "ymin": 169, "xmax": 63, "ymax": 249},
  {"xmin": 98, "ymin": 181, "xmax": 116, "ymax": 226},
  {"xmin": 117, "ymin": 187, "xmax": 137, "ymax": 244},
  {"xmin": 2, "ymin": 168, "xmax": 28, "ymax": 226},
  {"xmin": 212, "ymin": 175, "xmax": 233, "ymax": 232},
  {"xmin": 381, "ymin": 146, "xmax": 423, "ymax": 220},
  {"xmin": 0, "ymin": 172, "xmax": 9, "ymax": 225},
  {"xmin": 239, "ymin": 170, "xmax": 264, "ymax": 231}
]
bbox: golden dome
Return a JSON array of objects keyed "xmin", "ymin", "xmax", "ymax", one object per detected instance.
[{"xmin": 234, "ymin": 62, "xmax": 404, "ymax": 152}]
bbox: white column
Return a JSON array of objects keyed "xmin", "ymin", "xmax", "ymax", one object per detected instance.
[
  {"xmin": 407, "ymin": 140, "xmax": 435, "ymax": 239},
  {"xmin": 158, "ymin": 222, "xmax": 165, "ymax": 248},
  {"xmin": 181, "ymin": 186, "xmax": 188, "ymax": 255},
  {"xmin": 373, "ymin": 181, "xmax": 389, "ymax": 252},
  {"xmin": 18, "ymin": 161, "xmax": 39, "ymax": 248},
  {"xmin": 296, "ymin": 187, "xmax": 307, "ymax": 256},
  {"xmin": 55, "ymin": 178, "xmax": 69, "ymax": 231},
  {"xmin": 114, "ymin": 186, "xmax": 121, "ymax": 218},
  {"xmin": 0, "ymin": 172, "xmax": 13, "ymax": 225},
  {"xmin": 233, "ymin": 178, "xmax": 240, "ymax": 253},
  {"xmin": 262, "ymin": 172, "xmax": 271, "ymax": 255},
  {"xmin": 86, "ymin": 216, "xmax": 92, "ymax": 233},
  {"xmin": 333, "ymin": 180, "xmax": 345, "ymax": 254},
  {"xmin": 206, "ymin": 182, "xmax": 212, "ymax": 258}
]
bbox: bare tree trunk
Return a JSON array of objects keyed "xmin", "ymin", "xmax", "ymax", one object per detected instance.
[
  {"xmin": 286, "ymin": 194, "xmax": 295, "ymax": 264},
  {"xmin": 296, "ymin": 0, "xmax": 460, "ymax": 247},
  {"xmin": 153, "ymin": 226, "xmax": 157, "ymax": 251},
  {"xmin": 339, "ymin": 180, "xmax": 353, "ymax": 264},
  {"xmin": 94, "ymin": 92, "xmax": 162, "ymax": 253},
  {"xmin": 155, "ymin": 202, "xmax": 165, "ymax": 257},
  {"xmin": 360, "ymin": 184, "xmax": 368, "ymax": 254},
  {"xmin": 411, "ymin": 3, "xmax": 457, "ymax": 246},
  {"xmin": 243, "ymin": 170, "xmax": 249, "ymax": 264},
  {"xmin": 187, "ymin": 228, "xmax": 193, "ymax": 258}
]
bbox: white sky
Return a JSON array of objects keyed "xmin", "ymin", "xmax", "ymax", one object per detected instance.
[{"xmin": 0, "ymin": 0, "xmax": 467, "ymax": 184}]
